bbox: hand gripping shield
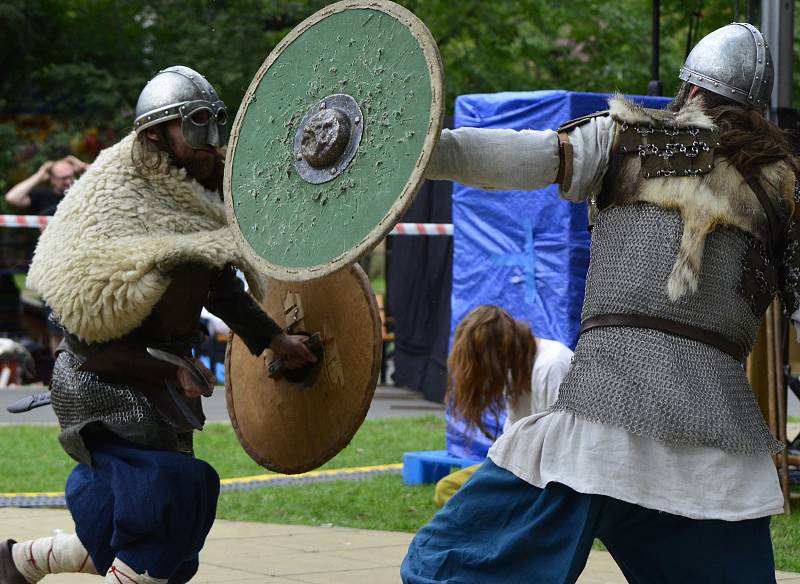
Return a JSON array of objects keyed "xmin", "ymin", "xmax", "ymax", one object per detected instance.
[
  {"xmin": 225, "ymin": 264, "xmax": 382, "ymax": 473},
  {"xmin": 224, "ymin": 0, "xmax": 444, "ymax": 281}
]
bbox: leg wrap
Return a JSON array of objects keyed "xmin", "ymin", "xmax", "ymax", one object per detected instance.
[
  {"xmin": 104, "ymin": 558, "xmax": 168, "ymax": 584},
  {"xmin": 11, "ymin": 533, "xmax": 97, "ymax": 582}
]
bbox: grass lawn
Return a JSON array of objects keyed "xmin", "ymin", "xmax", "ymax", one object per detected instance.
[{"xmin": 0, "ymin": 416, "xmax": 799, "ymax": 571}]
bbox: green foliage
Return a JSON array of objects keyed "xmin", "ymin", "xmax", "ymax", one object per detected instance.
[
  {"xmin": 0, "ymin": 0, "xmax": 790, "ymax": 125},
  {"xmin": 0, "ymin": 1, "xmax": 797, "ymax": 197},
  {"xmin": 0, "ymin": 124, "xmax": 18, "ymax": 197}
]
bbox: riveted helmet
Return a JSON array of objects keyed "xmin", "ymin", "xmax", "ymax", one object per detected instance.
[
  {"xmin": 679, "ymin": 22, "xmax": 773, "ymax": 109},
  {"xmin": 133, "ymin": 65, "xmax": 229, "ymax": 148}
]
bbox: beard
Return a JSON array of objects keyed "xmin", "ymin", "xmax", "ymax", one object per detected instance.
[
  {"xmin": 178, "ymin": 151, "xmax": 224, "ymax": 194},
  {"xmin": 164, "ymin": 131, "xmax": 225, "ymax": 195}
]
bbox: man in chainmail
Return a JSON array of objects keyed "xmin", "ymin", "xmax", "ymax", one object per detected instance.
[
  {"xmin": 402, "ymin": 23, "xmax": 798, "ymax": 583},
  {"xmin": 0, "ymin": 66, "xmax": 316, "ymax": 584}
]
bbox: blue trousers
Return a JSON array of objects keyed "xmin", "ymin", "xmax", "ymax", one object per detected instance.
[
  {"xmin": 65, "ymin": 433, "xmax": 219, "ymax": 583},
  {"xmin": 402, "ymin": 460, "xmax": 776, "ymax": 584}
]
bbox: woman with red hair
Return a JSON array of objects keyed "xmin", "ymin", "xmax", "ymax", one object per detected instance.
[{"xmin": 436, "ymin": 305, "xmax": 573, "ymax": 506}]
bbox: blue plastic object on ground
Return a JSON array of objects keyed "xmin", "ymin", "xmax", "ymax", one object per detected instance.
[{"xmin": 402, "ymin": 450, "xmax": 484, "ymax": 485}]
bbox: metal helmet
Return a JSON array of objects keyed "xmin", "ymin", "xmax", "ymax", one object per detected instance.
[
  {"xmin": 133, "ymin": 65, "xmax": 229, "ymax": 148},
  {"xmin": 679, "ymin": 22, "xmax": 773, "ymax": 109}
]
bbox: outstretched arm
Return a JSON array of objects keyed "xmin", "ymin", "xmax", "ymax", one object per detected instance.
[
  {"xmin": 204, "ymin": 267, "xmax": 316, "ymax": 367},
  {"xmin": 425, "ymin": 115, "xmax": 616, "ymax": 203}
]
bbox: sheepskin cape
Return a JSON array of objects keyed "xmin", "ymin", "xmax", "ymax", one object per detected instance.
[
  {"xmin": 27, "ymin": 133, "xmax": 263, "ymax": 343},
  {"xmin": 606, "ymin": 96, "xmax": 796, "ymax": 301}
]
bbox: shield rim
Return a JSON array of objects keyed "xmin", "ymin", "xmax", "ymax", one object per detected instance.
[
  {"xmin": 224, "ymin": 0, "xmax": 445, "ymax": 281},
  {"xmin": 224, "ymin": 263, "xmax": 383, "ymax": 474}
]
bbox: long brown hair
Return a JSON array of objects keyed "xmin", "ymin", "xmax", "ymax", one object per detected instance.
[
  {"xmin": 669, "ymin": 83, "xmax": 799, "ymax": 180},
  {"xmin": 447, "ymin": 305, "xmax": 537, "ymax": 439}
]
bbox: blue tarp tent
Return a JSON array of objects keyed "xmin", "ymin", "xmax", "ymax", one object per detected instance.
[{"xmin": 446, "ymin": 90, "xmax": 670, "ymax": 460}]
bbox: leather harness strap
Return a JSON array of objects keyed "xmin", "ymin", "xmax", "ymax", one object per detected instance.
[
  {"xmin": 744, "ymin": 175, "xmax": 785, "ymax": 264},
  {"xmin": 580, "ymin": 313, "xmax": 745, "ymax": 362},
  {"xmin": 555, "ymin": 130, "xmax": 574, "ymax": 192}
]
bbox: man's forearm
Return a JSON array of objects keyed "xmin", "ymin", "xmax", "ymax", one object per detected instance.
[
  {"xmin": 424, "ymin": 128, "xmax": 561, "ymax": 191},
  {"xmin": 4, "ymin": 173, "xmax": 42, "ymax": 207}
]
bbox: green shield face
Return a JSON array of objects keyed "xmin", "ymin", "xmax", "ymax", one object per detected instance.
[{"xmin": 225, "ymin": 0, "xmax": 444, "ymax": 280}]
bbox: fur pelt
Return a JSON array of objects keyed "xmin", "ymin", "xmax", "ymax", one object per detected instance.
[
  {"xmin": 27, "ymin": 133, "xmax": 264, "ymax": 343},
  {"xmin": 607, "ymin": 96, "xmax": 796, "ymax": 301}
]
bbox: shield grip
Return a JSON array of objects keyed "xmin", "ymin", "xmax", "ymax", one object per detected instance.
[{"xmin": 266, "ymin": 331, "xmax": 325, "ymax": 388}]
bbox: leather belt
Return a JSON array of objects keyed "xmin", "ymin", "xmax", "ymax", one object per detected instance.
[{"xmin": 580, "ymin": 313, "xmax": 745, "ymax": 362}]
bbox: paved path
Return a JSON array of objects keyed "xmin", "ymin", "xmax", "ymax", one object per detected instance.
[
  {"xmin": 0, "ymin": 385, "xmax": 445, "ymax": 425},
  {"xmin": 0, "ymin": 383, "xmax": 795, "ymax": 424},
  {"xmin": 4, "ymin": 509, "xmax": 798, "ymax": 583}
]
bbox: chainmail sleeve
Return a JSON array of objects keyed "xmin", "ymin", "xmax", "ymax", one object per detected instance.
[{"xmin": 205, "ymin": 266, "xmax": 283, "ymax": 355}]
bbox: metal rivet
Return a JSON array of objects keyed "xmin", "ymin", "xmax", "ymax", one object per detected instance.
[
  {"xmin": 714, "ymin": 82, "xmax": 719, "ymax": 87},
  {"xmin": 320, "ymin": 102, "xmax": 326, "ymax": 109},
  {"xmin": 354, "ymin": 116, "xmax": 361, "ymax": 124},
  {"xmin": 148, "ymin": 116, "xmax": 152, "ymax": 120},
  {"xmin": 330, "ymin": 168, "xmax": 337, "ymax": 174},
  {"xmin": 758, "ymin": 59, "xmax": 762, "ymax": 63},
  {"xmin": 296, "ymin": 154, "xmax": 302, "ymax": 161}
]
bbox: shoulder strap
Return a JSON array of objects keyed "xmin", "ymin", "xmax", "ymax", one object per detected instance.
[
  {"xmin": 556, "ymin": 110, "xmax": 610, "ymax": 134},
  {"xmin": 745, "ymin": 175, "xmax": 786, "ymax": 264}
]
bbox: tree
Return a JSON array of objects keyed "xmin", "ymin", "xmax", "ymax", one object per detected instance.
[{"xmin": 0, "ymin": 0, "xmax": 795, "ymax": 192}]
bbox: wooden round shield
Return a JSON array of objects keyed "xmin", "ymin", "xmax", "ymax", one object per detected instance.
[
  {"xmin": 225, "ymin": 264, "xmax": 381, "ymax": 473},
  {"xmin": 224, "ymin": 0, "xmax": 445, "ymax": 281}
]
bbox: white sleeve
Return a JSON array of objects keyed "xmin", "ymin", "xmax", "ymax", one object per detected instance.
[
  {"xmin": 531, "ymin": 344, "xmax": 574, "ymax": 413},
  {"xmin": 558, "ymin": 115, "xmax": 617, "ymax": 203},
  {"xmin": 791, "ymin": 309, "xmax": 800, "ymax": 342},
  {"xmin": 424, "ymin": 127, "xmax": 561, "ymax": 191}
]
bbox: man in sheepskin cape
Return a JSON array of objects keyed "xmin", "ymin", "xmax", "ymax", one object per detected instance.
[
  {"xmin": 1, "ymin": 67, "xmax": 316, "ymax": 584},
  {"xmin": 401, "ymin": 24, "xmax": 800, "ymax": 583}
]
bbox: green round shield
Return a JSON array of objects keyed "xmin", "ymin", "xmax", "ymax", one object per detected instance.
[{"xmin": 224, "ymin": 0, "xmax": 445, "ymax": 280}]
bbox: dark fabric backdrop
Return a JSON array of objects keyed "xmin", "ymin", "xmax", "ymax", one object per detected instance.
[{"xmin": 387, "ymin": 117, "xmax": 454, "ymax": 402}]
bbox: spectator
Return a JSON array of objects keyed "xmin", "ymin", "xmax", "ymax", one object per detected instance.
[
  {"xmin": 4, "ymin": 155, "xmax": 88, "ymax": 355},
  {"xmin": 4, "ymin": 155, "xmax": 89, "ymax": 216},
  {"xmin": 435, "ymin": 305, "xmax": 572, "ymax": 506}
]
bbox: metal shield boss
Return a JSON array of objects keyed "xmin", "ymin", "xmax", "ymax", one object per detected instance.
[
  {"xmin": 225, "ymin": 264, "xmax": 382, "ymax": 474},
  {"xmin": 224, "ymin": 0, "xmax": 445, "ymax": 281}
]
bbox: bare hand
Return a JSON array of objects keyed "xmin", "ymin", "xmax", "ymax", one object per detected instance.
[
  {"xmin": 62, "ymin": 155, "xmax": 89, "ymax": 172},
  {"xmin": 176, "ymin": 360, "xmax": 215, "ymax": 397},
  {"xmin": 37, "ymin": 161, "xmax": 53, "ymax": 179},
  {"xmin": 268, "ymin": 333, "xmax": 318, "ymax": 369}
]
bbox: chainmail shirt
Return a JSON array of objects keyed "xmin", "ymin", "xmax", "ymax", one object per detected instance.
[{"xmin": 551, "ymin": 202, "xmax": 781, "ymax": 454}]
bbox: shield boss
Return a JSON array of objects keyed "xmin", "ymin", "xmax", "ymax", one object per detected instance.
[
  {"xmin": 225, "ymin": 264, "xmax": 381, "ymax": 473},
  {"xmin": 225, "ymin": 0, "xmax": 444, "ymax": 281}
]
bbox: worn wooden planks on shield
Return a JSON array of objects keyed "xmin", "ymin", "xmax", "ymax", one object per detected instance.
[
  {"xmin": 225, "ymin": 0, "xmax": 444, "ymax": 281},
  {"xmin": 225, "ymin": 264, "xmax": 382, "ymax": 474}
]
